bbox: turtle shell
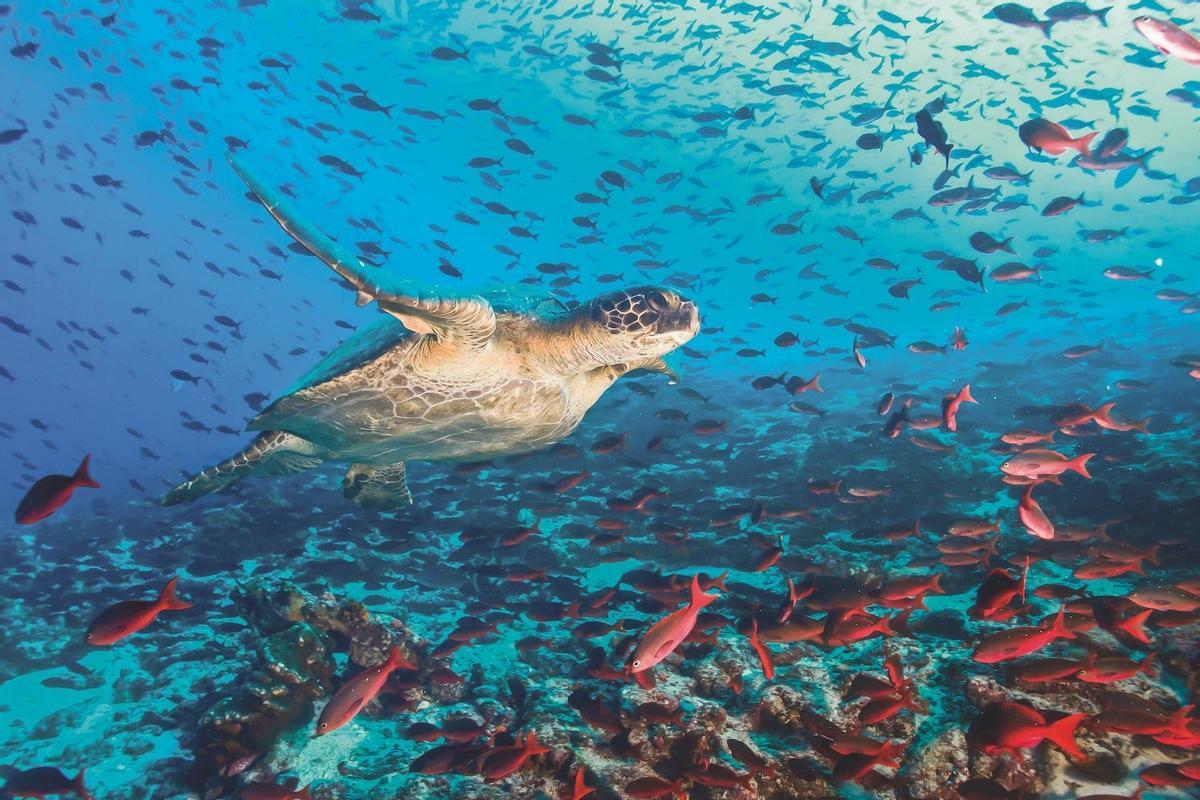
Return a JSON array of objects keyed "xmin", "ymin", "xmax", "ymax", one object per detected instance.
[{"xmin": 283, "ymin": 316, "xmax": 410, "ymax": 395}]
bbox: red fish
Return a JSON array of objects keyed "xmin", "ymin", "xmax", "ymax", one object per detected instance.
[
  {"xmin": 968, "ymin": 701, "xmax": 1088, "ymax": 760},
  {"xmin": 941, "ymin": 384, "xmax": 977, "ymax": 432},
  {"xmin": 554, "ymin": 470, "xmax": 590, "ymax": 493},
  {"xmin": 565, "ymin": 766, "xmax": 594, "ymax": 800},
  {"xmin": 1001, "ymin": 449, "xmax": 1093, "ymax": 481},
  {"xmin": 1018, "ymin": 485, "xmax": 1055, "ymax": 540},
  {"xmin": 15, "ymin": 454, "xmax": 100, "ymax": 524},
  {"xmin": 748, "ymin": 618, "xmax": 775, "ymax": 680},
  {"xmin": 875, "ymin": 573, "xmax": 945, "ymax": 603},
  {"xmin": 972, "ymin": 607, "xmax": 1074, "ymax": 663},
  {"xmin": 239, "ymin": 783, "xmax": 312, "ymax": 800},
  {"xmin": 624, "ymin": 776, "xmax": 686, "ymax": 799},
  {"xmin": 969, "ymin": 559, "xmax": 1028, "ymax": 619},
  {"xmin": 316, "ymin": 646, "xmax": 416, "ymax": 734},
  {"xmin": 823, "ymin": 610, "xmax": 905, "ymax": 646},
  {"xmin": 3, "ymin": 768, "xmax": 94, "ymax": 800},
  {"xmin": 832, "ymin": 739, "xmax": 905, "ymax": 783},
  {"xmin": 627, "ymin": 575, "xmax": 718, "ymax": 673},
  {"xmin": 1018, "ymin": 118, "xmax": 1097, "ymax": 156},
  {"xmin": 481, "ymin": 731, "xmax": 550, "ymax": 782},
  {"xmin": 86, "ymin": 577, "xmax": 192, "ymax": 646},
  {"xmin": 1075, "ymin": 653, "xmax": 1156, "ymax": 684}
]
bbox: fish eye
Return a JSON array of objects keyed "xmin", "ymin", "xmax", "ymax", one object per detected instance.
[{"xmin": 632, "ymin": 659, "xmax": 640, "ymax": 667}]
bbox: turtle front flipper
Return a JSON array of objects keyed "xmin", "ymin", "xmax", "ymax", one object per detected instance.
[
  {"xmin": 343, "ymin": 462, "xmax": 413, "ymax": 509},
  {"xmin": 229, "ymin": 155, "xmax": 496, "ymax": 351},
  {"xmin": 161, "ymin": 431, "xmax": 321, "ymax": 506},
  {"xmin": 623, "ymin": 356, "xmax": 680, "ymax": 385}
]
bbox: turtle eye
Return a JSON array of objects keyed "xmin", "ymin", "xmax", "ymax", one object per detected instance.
[{"xmin": 647, "ymin": 290, "xmax": 669, "ymax": 309}]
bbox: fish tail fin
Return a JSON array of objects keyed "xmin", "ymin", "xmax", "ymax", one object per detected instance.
[
  {"xmin": 1069, "ymin": 453, "xmax": 1095, "ymax": 479},
  {"xmin": 691, "ymin": 574, "xmax": 719, "ymax": 609},
  {"xmin": 1092, "ymin": 402, "xmax": 1117, "ymax": 427},
  {"xmin": 1170, "ymin": 704, "xmax": 1196, "ymax": 736},
  {"xmin": 1133, "ymin": 417, "xmax": 1152, "ymax": 434},
  {"xmin": 1140, "ymin": 651, "xmax": 1157, "ymax": 677},
  {"xmin": 1119, "ymin": 609, "xmax": 1153, "ymax": 644},
  {"xmin": 711, "ymin": 570, "xmax": 729, "ymax": 592},
  {"xmin": 524, "ymin": 729, "xmax": 550, "ymax": 755},
  {"xmin": 296, "ymin": 786, "xmax": 313, "ymax": 800},
  {"xmin": 73, "ymin": 769, "xmax": 95, "ymax": 800},
  {"xmin": 811, "ymin": 373, "xmax": 823, "ymax": 393},
  {"xmin": 74, "ymin": 453, "xmax": 101, "ymax": 489},
  {"xmin": 1145, "ymin": 543, "xmax": 1160, "ymax": 566},
  {"xmin": 880, "ymin": 609, "xmax": 911, "ymax": 637},
  {"xmin": 158, "ymin": 577, "xmax": 192, "ymax": 611},
  {"xmin": 928, "ymin": 572, "xmax": 945, "ymax": 595},
  {"xmin": 386, "ymin": 646, "xmax": 416, "ymax": 671},
  {"xmin": 1074, "ymin": 131, "xmax": 1099, "ymax": 158},
  {"xmin": 1044, "ymin": 712, "xmax": 1087, "ymax": 760},
  {"xmin": 1040, "ymin": 19, "xmax": 1055, "ymax": 38},
  {"xmin": 1096, "ymin": 6, "xmax": 1111, "ymax": 26},
  {"xmin": 1051, "ymin": 606, "xmax": 1075, "ymax": 640},
  {"xmin": 960, "ymin": 384, "xmax": 977, "ymax": 404}
]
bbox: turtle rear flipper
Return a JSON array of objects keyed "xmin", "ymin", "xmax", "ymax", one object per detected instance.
[
  {"xmin": 161, "ymin": 431, "xmax": 321, "ymax": 506},
  {"xmin": 343, "ymin": 462, "xmax": 412, "ymax": 509}
]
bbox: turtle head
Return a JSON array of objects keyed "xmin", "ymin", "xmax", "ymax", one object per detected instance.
[{"xmin": 584, "ymin": 286, "xmax": 700, "ymax": 361}]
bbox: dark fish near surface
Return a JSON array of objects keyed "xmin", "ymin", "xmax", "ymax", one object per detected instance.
[{"xmin": 914, "ymin": 107, "xmax": 951, "ymax": 168}]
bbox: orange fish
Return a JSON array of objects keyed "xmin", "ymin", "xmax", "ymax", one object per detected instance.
[
  {"xmin": 239, "ymin": 783, "xmax": 312, "ymax": 800},
  {"xmin": 968, "ymin": 700, "xmax": 1088, "ymax": 760},
  {"xmin": 564, "ymin": 766, "xmax": 594, "ymax": 800},
  {"xmin": 1018, "ymin": 485, "xmax": 1055, "ymax": 540},
  {"xmin": 748, "ymin": 618, "xmax": 775, "ymax": 680},
  {"xmin": 1018, "ymin": 118, "xmax": 1096, "ymax": 156},
  {"xmin": 941, "ymin": 384, "xmax": 977, "ymax": 431},
  {"xmin": 16, "ymin": 454, "xmax": 100, "ymax": 524},
  {"xmin": 316, "ymin": 646, "xmax": 416, "ymax": 734},
  {"xmin": 86, "ymin": 577, "xmax": 192, "ymax": 646},
  {"xmin": 481, "ymin": 731, "xmax": 550, "ymax": 782},
  {"xmin": 972, "ymin": 607, "xmax": 1074, "ymax": 663},
  {"xmin": 627, "ymin": 575, "xmax": 718, "ymax": 673}
]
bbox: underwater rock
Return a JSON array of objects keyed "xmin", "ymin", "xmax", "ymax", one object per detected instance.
[
  {"xmin": 908, "ymin": 608, "xmax": 967, "ymax": 640},
  {"xmin": 756, "ymin": 684, "xmax": 815, "ymax": 735},
  {"xmin": 904, "ymin": 727, "xmax": 969, "ymax": 800},
  {"xmin": 1067, "ymin": 751, "xmax": 1127, "ymax": 783},
  {"xmin": 190, "ymin": 621, "xmax": 334, "ymax": 793},
  {"xmin": 234, "ymin": 581, "xmax": 426, "ymax": 673},
  {"xmin": 969, "ymin": 750, "xmax": 1043, "ymax": 799},
  {"xmin": 964, "ymin": 676, "xmax": 1010, "ymax": 709},
  {"xmin": 189, "ymin": 580, "xmax": 438, "ymax": 793}
]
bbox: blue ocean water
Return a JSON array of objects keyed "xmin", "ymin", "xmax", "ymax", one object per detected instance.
[{"xmin": 2, "ymin": 0, "xmax": 1199, "ymax": 798}]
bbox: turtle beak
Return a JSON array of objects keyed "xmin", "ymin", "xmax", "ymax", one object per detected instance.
[{"xmin": 669, "ymin": 299, "xmax": 700, "ymax": 337}]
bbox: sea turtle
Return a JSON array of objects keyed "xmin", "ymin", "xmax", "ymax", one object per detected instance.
[{"xmin": 162, "ymin": 157, "xmax": 700, "ymax": 509}]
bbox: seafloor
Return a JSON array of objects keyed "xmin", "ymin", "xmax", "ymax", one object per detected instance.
[{"xmin": 2, "ymin": 366, "xmax": 1198, "ymax": 800}]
